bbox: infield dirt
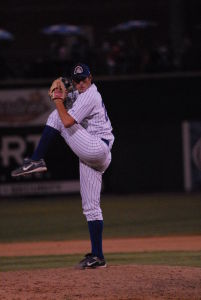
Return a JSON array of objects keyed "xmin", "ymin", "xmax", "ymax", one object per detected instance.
[{"xmin": 0, "ymin": 235, "xmax": 201, "ymax": 300}]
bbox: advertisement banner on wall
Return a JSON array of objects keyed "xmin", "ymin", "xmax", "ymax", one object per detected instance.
[
  {"xmin": 0, "ymin": 87, "xmax": 79, "ymax": 197},
  {"xmin": 182, "ymin": 121, "xmax": 201, "ymax": 192}
]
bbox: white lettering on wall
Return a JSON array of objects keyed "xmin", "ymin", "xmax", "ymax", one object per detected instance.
[{"xmin": 0, "ymin": 135, "xmax": 40, "ymax": 167}]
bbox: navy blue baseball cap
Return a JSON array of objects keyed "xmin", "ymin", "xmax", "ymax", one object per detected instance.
[{"xmin": 71, "ymin": 63, "xmax": 91, "ymax": 81}]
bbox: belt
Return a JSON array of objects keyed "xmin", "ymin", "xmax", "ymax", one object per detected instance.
[{"xmin": 101, "ymin": 138, "xmax": 109, "ymax": 147}]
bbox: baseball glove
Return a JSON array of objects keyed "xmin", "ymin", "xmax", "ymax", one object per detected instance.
[{"xmin": 49, "ymin": 77, "xmax": 73, "ymax": 101}]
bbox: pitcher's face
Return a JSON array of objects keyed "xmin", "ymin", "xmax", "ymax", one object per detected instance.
[{"xmin": 73, "ymin": 76, "xmax": 92, "ymax": 93}]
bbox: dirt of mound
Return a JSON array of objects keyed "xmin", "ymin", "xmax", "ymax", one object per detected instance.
[{"xmin": 0, "ymin": 265, "xmax": 201, "ymax": 300}]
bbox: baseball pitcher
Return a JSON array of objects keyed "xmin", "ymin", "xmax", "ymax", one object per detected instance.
[{"xmin": 12, "ymin": 63, "xmax": 114, "ymax": 269}]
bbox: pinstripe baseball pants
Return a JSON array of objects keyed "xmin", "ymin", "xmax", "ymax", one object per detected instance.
[{"xmin": 47, "ymin": 109, "xmax": 112, "ymax": 221}]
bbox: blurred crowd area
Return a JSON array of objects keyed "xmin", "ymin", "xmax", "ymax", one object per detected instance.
[{"xmin": 0, "ymin": 29, "xmax": 201, "ymax": 80}]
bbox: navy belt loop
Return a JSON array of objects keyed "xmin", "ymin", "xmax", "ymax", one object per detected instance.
[{"xmin": 101, "ymin": 138, "xmax": 109, "ymax": 147}]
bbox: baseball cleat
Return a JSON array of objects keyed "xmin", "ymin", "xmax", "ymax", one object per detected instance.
[
  {"xmin": 75, "ymin": 253, "xmax": 107, "ymax": 270},
  {"xmin": 11, "ymin": 158, "xmax": 47, "ymax": 177}
]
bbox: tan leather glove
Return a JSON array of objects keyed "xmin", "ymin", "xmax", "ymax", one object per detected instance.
[{"xmin": 48, "ymin": 77, "xmax": 67, "ymax": 101}]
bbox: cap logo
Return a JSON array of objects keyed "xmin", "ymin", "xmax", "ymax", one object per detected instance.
[{"xmin": 74, "ymin": 66, "xmax": 83, "ymax": 75}]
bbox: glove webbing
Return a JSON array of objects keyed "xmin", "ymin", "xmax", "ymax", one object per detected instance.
[{"xmin": 52, "ymin": 89, "xmax": 64, "ymax": 100}]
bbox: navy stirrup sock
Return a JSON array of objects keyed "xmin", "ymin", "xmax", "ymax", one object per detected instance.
[
  {"xmin": 31, "ymin": 125, "xmax": 59, "ymax": 161},
  {"xmin": 88, "ymin": 220, "xmax": 104, "ymax": 259}
]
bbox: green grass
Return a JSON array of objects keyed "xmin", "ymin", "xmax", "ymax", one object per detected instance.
[
  {"xmin": 1, "ymin": 251, "xmax": 201, "ymax": 272},
  {"xmin": 0, "ymin": 193, "xmax": 201, "ymax": 242}
]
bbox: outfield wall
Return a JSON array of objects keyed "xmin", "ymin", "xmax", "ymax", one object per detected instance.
[{"xmin": 0, "ymin": 73, "xmax": 201, "ymax": 196}]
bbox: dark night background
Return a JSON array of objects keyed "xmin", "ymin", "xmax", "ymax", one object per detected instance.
[{"xmin": 0, "ymin": 0, "xmax": 201, "ymax": 78}]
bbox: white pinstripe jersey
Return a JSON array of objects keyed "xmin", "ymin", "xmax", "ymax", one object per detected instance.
[{"xmin": 66, "ymin": 83, "xmax": 114, "ymax": 145}]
